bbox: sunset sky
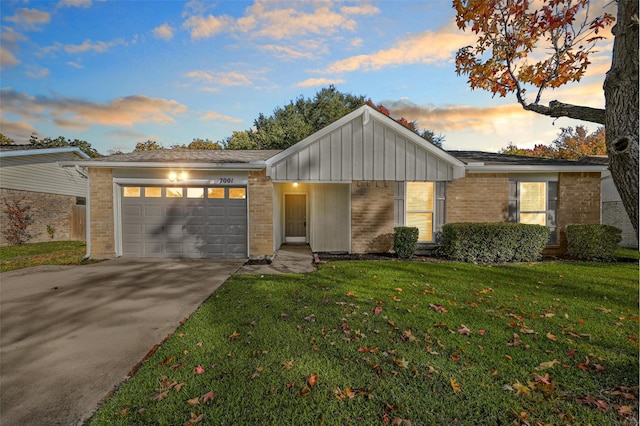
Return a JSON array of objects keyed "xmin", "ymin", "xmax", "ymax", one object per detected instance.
[{"xmin": 0, "ymin": 0, "xmax": 614, "ymax": 155}]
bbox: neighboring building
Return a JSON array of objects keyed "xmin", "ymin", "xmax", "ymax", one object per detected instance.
[
  {"xmin": 0, "ymin": 146, "xmax": 89, "ymax": 246},
  {"xmin": 582, "ymin": 155, "xmax": 638, "ymax": 249},
  {"xmin": 67, "ymin": 105, "xmax": 606, "ymax": 259}
]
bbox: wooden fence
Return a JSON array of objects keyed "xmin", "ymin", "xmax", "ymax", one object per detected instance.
[{"xmin": 71, "ymin": 205, "xmax": 86, "ymax": 241}]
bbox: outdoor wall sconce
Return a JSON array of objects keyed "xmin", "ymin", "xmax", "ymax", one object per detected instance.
[
  {"xmin": 168, "ymin": 171, "xmax": 188, "ymax": 182},
  {"xmin": 293, "ymin": 182, "xmax": 299, "ymax": 188}
]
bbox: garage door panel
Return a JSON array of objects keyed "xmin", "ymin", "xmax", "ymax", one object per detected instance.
[{"xmin": 144, "ymin": 205, "xmax": 163, "ymax": 217}]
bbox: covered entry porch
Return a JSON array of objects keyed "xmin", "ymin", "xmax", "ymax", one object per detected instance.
[{"xmin": 272, "ymin": 182, "xmax": 350, "ymax": 253}]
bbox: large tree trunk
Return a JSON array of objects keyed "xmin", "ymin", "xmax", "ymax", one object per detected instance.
[{"xmin": 604, "ymin": 0, "xmax": 639, "ymax": 240}]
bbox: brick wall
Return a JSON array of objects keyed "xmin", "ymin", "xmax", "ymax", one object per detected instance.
[
  {"xmin": 603, "ymin": 201, "xmax": 638, "ymax": 248},
  {"xmin": 446, "ymin": 173, "xmax": 509, "ymax": 223},
  {"xmin": 89, "ymin": 168, "xmax": 115, "ymax": 257},
  {"xmin": 248, "ymin": 170, "xmax": 274, "ymax": 258},
  {"xmin": 552, "ymin": 172, "xmax": 601, "ymax": 254},
  {"xmin": 0, "ymin": 188, "xmax": 77, "ymax": 246},
  {"xmin": 351, "ymin": 181, "xmax": 395, "ymax": 253}
]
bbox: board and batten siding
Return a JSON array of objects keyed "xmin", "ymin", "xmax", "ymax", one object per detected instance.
[
  {"xmin": 0, "ymin": 153, "xmax": 86, "ymax": 197},
  {"xmin": 269, "ymin": 115, "xmax": 455, "ymax": 182}
]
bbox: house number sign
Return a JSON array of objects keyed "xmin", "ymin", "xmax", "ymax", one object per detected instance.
[{"xmin": 209, "ymin": 176, "xmax": 248, "ymax": 185}]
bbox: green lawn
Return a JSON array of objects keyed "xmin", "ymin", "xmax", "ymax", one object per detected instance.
[
  {"xmin": 0, "ymin": 241, "xmax": 89, "ymax": 272},
  {"xmin": 90, "ymin": 259, "xmax": 639, "ymax": 425}
]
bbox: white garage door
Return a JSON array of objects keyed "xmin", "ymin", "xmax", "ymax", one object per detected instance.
[{"xmin": 121, "ymin": 186, "xmax": 247, "ymax": 258}]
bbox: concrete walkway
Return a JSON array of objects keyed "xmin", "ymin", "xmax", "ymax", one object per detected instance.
[{"xmin": 237, "ymin": 244, "xmax": 316, "ymax": 274}]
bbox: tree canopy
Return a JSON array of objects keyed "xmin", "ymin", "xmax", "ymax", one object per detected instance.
[
  {"xmin": 0, "ymin": 133, "xmax": 15, "ymax": 145},
  {"xmin": 500, "ymin": 125, "xmax": 605, "ymax": 160},
  {"xmin": 28, "ymin": 134, "xmax": 101, "ymax": 158},
  {"xmin": 223, "ymin": 86, "xmax": 445, "ymax": 150},
  {"xmin": 454, "ymin": 0, "xmax": 638, "ymax": 238}
]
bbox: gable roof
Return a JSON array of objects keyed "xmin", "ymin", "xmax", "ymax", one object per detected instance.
[
  {"xmin": 265, "ymin": 105, "xmax": 466, "ymax": 182},
  {"xmin": 450, "ymin": 151, "xmax": 608, "ymax": 173},
  {"xmin": 67, "ymin": 149, "xmax": 282, "ymax": 169}
]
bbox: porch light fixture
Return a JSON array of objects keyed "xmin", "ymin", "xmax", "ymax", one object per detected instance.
[
  {"xmin": 293, "ymin": 182, "xmax": 299, "ymax": 188},
  {"xmin": 169, "ymin": 171, "xmax": 188, "ymax": 182}
]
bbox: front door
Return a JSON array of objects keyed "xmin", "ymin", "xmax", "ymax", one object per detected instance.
[{"xmin": 285, "ymin": 194, "xmax": 306, "ymax": 243}]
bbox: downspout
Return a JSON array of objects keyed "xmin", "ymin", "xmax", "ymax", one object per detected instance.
[{"xmin": 83, "ymin": 169, "xmax": 91, "ymax": 260}]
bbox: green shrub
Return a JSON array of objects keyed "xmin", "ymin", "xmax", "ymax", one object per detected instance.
[
  {"xmin": 566, "ymin": 224, "xmax": 622, "ymax": 261},
  {"xmin": 393, "ymin": 227, "xmax": 419, "ymax": 259},
  {"xmin": 440, "ymin": 222, "xmax": 549, "ymax": 263}
]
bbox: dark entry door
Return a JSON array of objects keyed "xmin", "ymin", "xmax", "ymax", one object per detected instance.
[{"xmin": 285, "ymin": 194, "xmax": 306, "ymax": 242}]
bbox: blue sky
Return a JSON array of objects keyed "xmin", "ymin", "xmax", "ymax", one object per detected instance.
[{"xmin": 1, "ymin": 0, "xmax": 613, "ymax": 155}]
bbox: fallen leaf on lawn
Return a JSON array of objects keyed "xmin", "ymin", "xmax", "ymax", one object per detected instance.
[
  {"xmin": 373, "ymin": 306, "xmax": 383, "ymax": 314},
  {"xmin": 423, "ymin": 289, "xmax": 435, "ymax": 295},
  {"xmin": 228, "ymin": 330, "xmax": 240, "ymax": 339},
  {"xmin": 281, "ymin": 359, "xmax": 295, "ymax": 370},
  {"xmin": 451, "ymin": 354, "xmax": 460, "ymax": 362},
  {"xmin": 478, "ymin": 330, "xmax": 486, "ymax": 335},
  {"xmin": 152, "ymin": 390, "xmax": 169, "ymax": 401},
  {"xmin": 567, "ymin": 348, "xmax": 575, "ymax": 357},
  {"xmin": 545, "ymin": 332, "xmax": 557, "ymax": 341},
  {"xmin": 201, "ymin": 391, "xmax": 215, "ymax": 403},
  {"xmin": 391, "ymin": 417, "xmax": 412, "ymax": 426},
  {"xmin": 170, "ymin": 362, "xmax": 185, "ymax": 370},
  {"xmin": 358, "ymin": 346, "xmax": 379, "ymax": 353},
  {"xmin": 196, "ymin": 341, "xmax": 203, "ymax": 347},
  {"xmin": 161, "ymin": 356, "xmax": 174, "ymax": 365},
  {"xmin": 433, "ymin": 323, "xmax": 447, "ymax": 328},
  {"xmin": 512, "ymin": 381, "xmax": 531, "ymax": 396},
  {"xmin": 429, "ymin": 304, "xmax": 448, "ymax": 313},
  {"xmin": 187, "ymin": 397, "xmax": 200, "ymax": 406},
  {"xmin": 304, "ymin": 314, "xmax": 316, "ymax": 322},
  {"xmin": 174, "ymin": 382, "xmax": 187, "ymax": 392},
  {"xmin": 394, "ymin": 358, "xmax": 409, "ymax": 369},
  {"xmin": 183, "ymin": 412, "xmax": 203, "ymax": 426},
  {"xmin": 450, "ymin": 378, "xmax": 462, "ymax": 392},
  {"xmin": 535, "ymin": 359, "xmax": 560, "ymax": 370},
  {"xmin": 596, "ymin": 306, "xmax": 612, "ymax": 313},
  {"xmin": 309, "ymin": 374, "xmax": 318, "ymax": 387},
  {"xmin": 616, "ymin": 405, "xmax": 634, "ymax": 417},
  {"xmin": 539, "ymin": 313, "xmax": 555, "ymax": 318},
  {"xmin": 299, "ymin": 386, "xmax": 311, "ymax": 397},
  {"xmin": 457, "ymin": 325, "xmax": 471, "ymax": 335},
  {"xmin": 195, "ymin": 365, "xmax": 205, "ymax": 374},
  {"xmin": 346, "ymin": 291, "xmax": 358, "ymax": 298},
  {"xmin": 577, "ymin": 396, "xmax": 609, "ymax": 410}
]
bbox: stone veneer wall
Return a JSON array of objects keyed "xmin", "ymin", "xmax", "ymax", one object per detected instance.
[
  {"xmin": 89, "ymin": 168, "xmax": 116, "ymax": 257},
  {"xmin": 248, "ymin": 170, "xmax": 274, "ymax": 258},
  {"xmin": 446, "ymin": 173, "xmax": 510, "ymax": 223},
  {"xmin": 0, "ymin": 188, "xmax": 77, "ymax": 247},
  {"xmin": 351, "ymin": 181, "xmax": 395, "ymax": 253}
]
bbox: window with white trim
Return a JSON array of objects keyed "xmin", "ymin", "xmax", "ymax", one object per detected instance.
[
  {"xmin": 509, "ymin": 180, "xmax": 558, "ymax": 244},
  {"xmin": 406, "ymin": 182, "xmax": 435, "ymax": 242}
]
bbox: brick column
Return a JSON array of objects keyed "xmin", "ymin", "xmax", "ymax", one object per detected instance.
[
  {"xmin": 556, "ymin": 172, "xmax": 601, "ymax": 253},
  {"xmin": 248, "ymin": 170, "xmax": 274, "ymax": 258},
  {"xmin": 89, "ymin": 168, "xmax": 115, "ymax": 257}
]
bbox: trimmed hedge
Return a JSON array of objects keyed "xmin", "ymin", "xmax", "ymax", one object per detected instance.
[
  {"xmin": 393, "ymin": 227, "xmax": 419, "ymax": 259},
  {"xmin": 566, "ymin": 224, "xmax": 622, "ymax": 261},
  {"xmin": 440, "ymin": 222, "xmax": 549, "ymax": 263}
]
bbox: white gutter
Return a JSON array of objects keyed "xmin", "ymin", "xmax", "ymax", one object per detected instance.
[
  {"xmin": 59, "ymin": 161, "xmax": 266, "ymax": 170},
  {"xmin": 465, "ymin": 164, "xmax": 608, "ymax": 173},
  {"xmin": 0, "ymin": 147, "xmax": 90, "ymax": 158},
  {"xmin": 84, "ymin": 171, "xmax": 91, "ymax": 260}
]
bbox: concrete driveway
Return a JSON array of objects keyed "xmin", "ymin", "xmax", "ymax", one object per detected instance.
[{"xmin": 0, "ymin": 258, "xmax": 244, "ymax": 426}]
